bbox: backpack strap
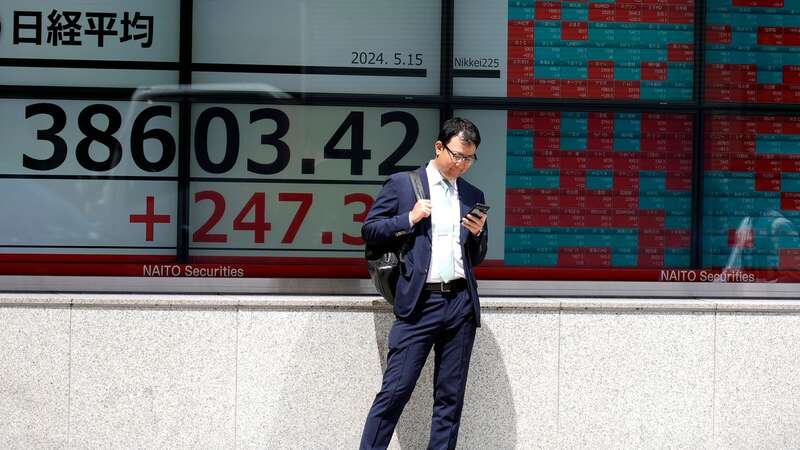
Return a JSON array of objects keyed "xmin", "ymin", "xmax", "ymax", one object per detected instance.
[{"xmin": 408, "ymin": 170, "xmax": 427, "ymax": 201}]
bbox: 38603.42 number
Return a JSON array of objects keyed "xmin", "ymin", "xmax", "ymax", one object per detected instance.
[{"xmin": 23, "ymin": 103, "xmax": 421, "ymax": 176}]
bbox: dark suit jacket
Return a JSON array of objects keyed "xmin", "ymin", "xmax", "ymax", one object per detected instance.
[{"xmin": 362, "ymin": 165, "xmax": 488, "ymax": 326}]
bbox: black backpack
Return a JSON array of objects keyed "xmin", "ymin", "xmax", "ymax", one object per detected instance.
[{"xmin": 365, "ymin": 171, "xmax": 427, "ymax": 304}]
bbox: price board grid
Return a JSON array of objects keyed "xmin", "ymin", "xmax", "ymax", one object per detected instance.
[
  {"xmin": 705, "ymin": 0, "xmax": 800, "ymax": 104},
  {"xmin": 703, "ymin": 113, "xmax": 800, "ymax": 270},
  {"xmin": 507, "ymin": 0, "xmax": 696, "ymax": 101},
  {"xmin": 505, "ymin": 110, "xmax": 693, "ymax": 268}
]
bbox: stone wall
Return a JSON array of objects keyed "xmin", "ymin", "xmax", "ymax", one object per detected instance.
[{"xmin": 2, "ymin": 294, "xmax": 799, "ymax": 449}]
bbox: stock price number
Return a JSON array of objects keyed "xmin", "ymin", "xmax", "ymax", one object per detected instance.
[
  {"xmin": 23, "ymin": 103, "xmax": 422, "ymax": 176},
  {"xmin": 194, "ymin": 108, "xmax": 420, "ymax": 176},
  {"xmin": 23, "ymin": 103, "xmax": 175, "ymax": 172},
  {"xmin": 192, "ymin": 190, "xmax": 373, "ymax": 246}
]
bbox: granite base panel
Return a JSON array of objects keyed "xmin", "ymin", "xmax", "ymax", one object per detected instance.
[{"xmin": 1, "ymin": 296, "xmax": 799, "ymax": 449}]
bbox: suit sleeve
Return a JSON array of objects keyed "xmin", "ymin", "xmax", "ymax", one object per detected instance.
[
  {"xmin": 466, "ymin": 191, "xmax": 488, "ymax": 266},
  {"xmin": 361, "ymin": 175, "xmax": 414, "ymax": 245}
]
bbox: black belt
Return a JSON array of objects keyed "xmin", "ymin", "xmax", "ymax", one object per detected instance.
[{"xmin": 423, "ymin": 279, "xmax": 467, "ymax": 292}]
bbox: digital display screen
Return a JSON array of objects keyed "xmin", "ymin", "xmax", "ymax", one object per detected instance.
[
  {"xmin": 705, "ymin": 0, "xmax": 800, "ymax": 103},
  {"xmin": 703, "ymin": 113, "xmax": 800, "ymax": 271},
  {"xmin": 454, "ymin": 0, "xmax": 695, "ymax": 100},
  {"xmin": 187, "ymin": 105, "xmax": 439, "ymax": 259},
  {"xmin": 509, "ymin": 0, "xmax": 694, "ymax": 100},
  {"xmin": 0, "ymin": 99, "xmax": 439, "ymax": 273},
  {"xmin": 505, "ymin": 110, "xmax": 693, "ymax": 267},
  {"xmin": 192, "ymin": 0, "xmax": 440, "ymax": 95},
  {"xmin": 0, "ymin": 0, "xmax": 180, "ymax": 87},
  {"xmin": 0, "ymin": 99, "xmax": 179, "ymax": 258},
  {"xmin": 4, "ymin": 1, "xmax": 797, "ymax": 282},
  {"xmin": 452, "ymin": 109, "xmax": 693, "ymax": 271}
]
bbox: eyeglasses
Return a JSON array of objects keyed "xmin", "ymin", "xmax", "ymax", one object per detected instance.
[{"xmin": 443, "ymin": 144, "xmax": 477, "ymax": 164}]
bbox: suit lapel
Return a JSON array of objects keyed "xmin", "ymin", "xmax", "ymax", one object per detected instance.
[{"xmin": 457, "ymin": 178, "xmax": 470, "ymax": 244}]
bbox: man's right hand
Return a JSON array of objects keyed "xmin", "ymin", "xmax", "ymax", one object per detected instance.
[{"xmin": 409, "ymin": 199, "xmax": 432, "ymax": 225}]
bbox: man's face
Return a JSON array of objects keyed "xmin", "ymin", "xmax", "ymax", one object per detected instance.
[{"xmin": 434, "ymin": 133, "xmax": 477, "ymax": 180}]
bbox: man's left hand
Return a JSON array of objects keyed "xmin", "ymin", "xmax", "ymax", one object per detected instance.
[{"xmin": 461, "ymin": 212, "xmax": 487, "ymax": 236}]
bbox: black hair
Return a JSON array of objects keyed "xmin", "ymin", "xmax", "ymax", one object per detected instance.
[{"xmin": 437, "ymin": 117, "xmax": 481, "ymax": 149}]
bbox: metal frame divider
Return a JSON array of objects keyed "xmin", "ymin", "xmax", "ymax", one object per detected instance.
[
  {"xmin": 440, "ymin": 0, "xmax": 456, "ymax": 126},
  {"xmin": 692, "ymin": 0, "xmax": 708, "ymax": 267},
  {"xmin": 177, "ymin": 0, "xmax": 193, "ymax": 262}
]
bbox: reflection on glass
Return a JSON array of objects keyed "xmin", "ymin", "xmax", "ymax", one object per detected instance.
[
  {"xmin": 723, "ymin": 210, "xmax": 800, "ymax": 281},
  {"xmin": 704, "ymin": 113, "xmax": 800, "ymax": 280}
]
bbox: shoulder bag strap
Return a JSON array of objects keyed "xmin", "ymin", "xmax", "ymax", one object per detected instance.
[{"xmin": 408, "ymin": 171, "xmax": 427, "ymax": 200}]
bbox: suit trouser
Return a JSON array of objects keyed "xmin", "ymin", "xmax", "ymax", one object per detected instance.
[{"xmin": 360, "ymin": 287, "xmax": 476, "ymax": 450}]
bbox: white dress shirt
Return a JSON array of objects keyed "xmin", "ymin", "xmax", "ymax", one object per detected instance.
[{"xmin": 418, "ymin": 161, "xmax": 465, "ymax": 282}]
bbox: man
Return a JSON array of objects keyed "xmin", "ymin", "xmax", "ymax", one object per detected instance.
[{"xmin": 360, "ymin": 117, "xmax": 488, "ymax": 450}]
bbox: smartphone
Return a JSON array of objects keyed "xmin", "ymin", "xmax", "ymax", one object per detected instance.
[{"xmin": 464, "ymin": 203, "xmax": 490, "ymax": 219}]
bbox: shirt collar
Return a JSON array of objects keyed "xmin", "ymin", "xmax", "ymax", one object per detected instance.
[{"xmin": 426, "ymin": 160, "xmax": 457, "ymax": 188}]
